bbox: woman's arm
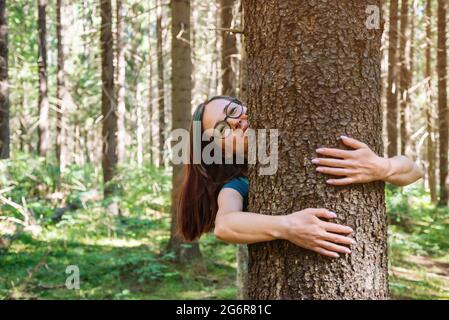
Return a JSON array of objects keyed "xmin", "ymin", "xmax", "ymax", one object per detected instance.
[
  {"xmin": 215, "ymin": 188, "xmax": 355, "ymax": 258},
  {"xmin": 312, "ymin": 136, "xmax": 423, "ymax": 187}
]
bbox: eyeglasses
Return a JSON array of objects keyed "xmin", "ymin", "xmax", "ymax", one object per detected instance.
[{"xmin": 213, "ymin": 99, "xmax": 245, "ymax": 139}]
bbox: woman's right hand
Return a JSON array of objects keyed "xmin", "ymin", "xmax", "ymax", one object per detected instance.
[{"xmin": 282, "ymin": 208, "xmax": 355, "ymax": 258}]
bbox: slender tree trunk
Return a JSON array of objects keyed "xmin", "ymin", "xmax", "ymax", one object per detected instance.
[
  {"xmin": 0, "ymin": 0, "xmax": 9, "ymax": 159},
  {"xmin": 220, "ymin": 0, "xmax": 237, "ymax": 96},
  {"xmin": 245, "ymin": 0, "xmax": 387, "ymax": 299},
  {"xmin": 101, "ymin": 0, "xmax": 119, "ymax": 214},
  {"xmin": 437, "ymin": 0, "xmax": 448, "ymax": 206},
  {"xmin": 37, "ymin": 0, "xmax": 49, "ymax": 157},
  {"xmin": 136, "ymin": 83, "xmax": 143, "ymax": 168},
  {"xmin": 387, "ymin": 0, "xmax": 399, "ymax": 157},
  {"xmin": 116, "ymin": 0, "xmax": 126, "ymax": 163},
  {"xmin": 147, "ymin": 44, "xmax": 154, "ymax": 165},
  {"xmin": 56, "ymin": 0, "xmax": 67, "ymax": 172},
  {"xmin": 156, "ymin": 0, "xmax": 166, "ymax": 166},
  {"xmin": 167, "ymin": 0, "xmax": 201, "ymax": 262},
  {"xmin": 425, "ymin": 0, "xmax": 437, "ymax": 203},
  {"xmin": 398, "ymin": 0, "xmax": 409, "ymax": 155}
]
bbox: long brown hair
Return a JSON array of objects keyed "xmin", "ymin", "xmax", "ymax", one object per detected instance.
[{"xmin": 177, "ymin": 96, "xmax": 247, "ymax": 241}]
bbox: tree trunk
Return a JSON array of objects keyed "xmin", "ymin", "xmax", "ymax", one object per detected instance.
[
  {"xmin": 425, "ymin": 0, "xmax": 437, "ymax": 203},
  {"xmin": 220, "ymin": 0, "xmax": 237, "ymax": 96},
  {"xmin": 37, "ymin": 0, "xmax": 49, "ymax": 157},
  {"xmin": 0, "ymin": 0, "xmax": 9, "ymax": 159},
  {"xmin": 156, "ymin": 0, "xmax": 166, "ymax": 167},
  {"xmin": 101, "ymin": 0, "xmax": 119, "ymax": 214},
  {"xmin": 116, "ymin": 0, "xmax": 126, "ymax": 163},
  {"xmin": 167, "ymin": 0, "xmax": 201, "ymax": 262},
  {"xmin": 147, "ymin": 23, "xmax": 154, "ymax": 166},
  {"xmin": 56, "ymin": 0, "xmax": 67, "ymax": 172},
  {"xmin": 398, "ymin": 0, "xmax": 409, "ymax": 155},
  {"xmin": 244, "ymin": 0, "xmax": 387, "ymax": 299},
  {"xmin": 437, "ymin": 0, "xmax": 448, "ymax": 206},
  {"xmin": 236, "ymin": 1, "xmax": 248, "ymax": 300},
  {"xmin": 387, "ymin": 0, "xmax": 399, "ymax": 157}
]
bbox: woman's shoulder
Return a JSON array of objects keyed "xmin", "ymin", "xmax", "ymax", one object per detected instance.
[{"xmin": 221, "ymin": 176, "xmax": 249, "ymax": 198}]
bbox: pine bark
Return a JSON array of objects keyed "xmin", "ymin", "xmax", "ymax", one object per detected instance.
[
  {"xmin": 398, "ymin": 0, "xmax": 409, "ymax": 155},
  {"xmin": 244, "ymin": 0, "xmax": 388, "ymax": 299},
  {"xmin": 100, "ymin": 0, "xmax": 118, "ymax": 207},
  {"xmin": 37, "ymin": 0, "xmax": 49, "ymax": 157},
  {"xmin": 387, "ymin": 0, "xmax": 399, "ymax": 157},
  {"xmin": 437, "ymin": 0, "xmax": 448, "ymax": 206},
  {"xmin": 0, "ymin": 0, "xmax": 9, "ymax": 159}
]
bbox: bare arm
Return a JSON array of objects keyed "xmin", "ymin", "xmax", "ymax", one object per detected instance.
[
  {"xmin": 215, "ymin": 188, "xmax": 355, "ymax": 258},
  {"xmin": 382, "ymin": 155, "xmax": 424, "ymax": 186}
]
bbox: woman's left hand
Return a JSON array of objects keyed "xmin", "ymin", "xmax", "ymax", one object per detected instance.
[{"xmin": 312, "ymin": 136, "xmax": 391, "ymax": 186}]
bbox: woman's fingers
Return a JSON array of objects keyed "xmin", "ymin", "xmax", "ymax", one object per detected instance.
[
  {"xmin": 316, "ymin": 166, "xmax": 353, "ymax": 176},
  {"xmin": 340, "ymin": 136, "xmax": 367, "ymax": 150},
  {"xmin": 322, "ymin": 231, "xmax": 356, "ymax": 246},
  {"xmin": 312, "ymin": 157, "xmax": 351, "ymax": 168},
  {"xmin": 305, "ymin": 208, "xmax": 337, "ymax": 219},
  {"xmin": 316, "ymin": 147, "xmax": 352, "ymax": 159},
  {"xmin": 316, "ymin": 240, "xmax": 351, "ymax": 254},
  {"xmin": 312, "ymin": 247, "xmax": 340, "ymax": 258},
  {"xmin": 322, "ymin": 222, "xmax": 353, "ymax": 235},
  {"xmin": 326, "ymin": 177, "xmax": 356, "ymax": 186}
]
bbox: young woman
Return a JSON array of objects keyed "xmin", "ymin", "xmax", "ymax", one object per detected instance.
[{"xmin": 177, "ymin": 96, "xmax": 423, "ymax": 258}]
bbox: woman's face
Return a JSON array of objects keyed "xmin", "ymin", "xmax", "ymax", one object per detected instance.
[{"xmin": 202, "ymin": 99, "xmax": 249, "ymax": 158}]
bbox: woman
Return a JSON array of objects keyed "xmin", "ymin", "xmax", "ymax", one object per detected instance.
[{"xmin": 177, "ymin": 96, "xmax": 423, "ymax": 258}]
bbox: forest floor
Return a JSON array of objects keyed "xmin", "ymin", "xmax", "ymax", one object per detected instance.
[{"xmin": 1, "ymin": 162, "xmax": 448, "ymax": 299}]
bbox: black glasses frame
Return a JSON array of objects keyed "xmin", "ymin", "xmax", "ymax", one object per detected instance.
[{"xmin": 213, "ymin": 99, "xmax": 245, "ymax": 139}]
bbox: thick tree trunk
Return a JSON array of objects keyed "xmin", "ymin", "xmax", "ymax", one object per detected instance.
[
  {"xmin": 116, "ymin": 0, "xmax": 126, "ymax": 163},
  {"xmin": 101, "ymin": 0, "xmax": 119, "ymax": 213},
  {"xmin": 425, "ymin": 0, "xmax": 437, "ymax": 203},
  {"xmin": 37, "ymin": 0, "xmax": 49, "ymax": 157},
  {"xmin": 0, "ymin": 0, "xmax": 9, "ymax": 159},
  {"xmin": 244, "ymin": 0, "xmax": 387, "ymax": 299},
  {"xmin": 156, "ymin": 0, "xmax": 166, "ymax": 166},
  {"xmin": 167, "ymin": 0, "xmax": 201, "ymax": 262},
  {"xmin": 387, "ymin": 0, "xmax": 399, "ymax": 157},
  {"xmin": 220, "ymin": 0, "xmax": 237, "ymax": 96},
  {"xmin": 56, "ymin": 0, "xmax": 67, "ymax": 172},
  {"xmin": 437, "ymin": 0, "xmax": 448, "ymax": 206}
]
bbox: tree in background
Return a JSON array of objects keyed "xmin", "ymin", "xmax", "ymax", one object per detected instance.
[
  {"xmin": 0, "ymin": 0, "xmax": 9, "ymax": 159},
  {"xmin": 425, "ymin": 0, "xmax": 436, "ymax": 203},
  {"xmin": 101, "ymin": 0, "xmax": 119, "ymax": 214},
  {"xmin": 244, "ymin": 0, "xmax": 387, "ymax": 299},
  {"xmin": 387, "ymin": 0, "xmax": 399, "ymax": 157},
  {"xmin": 220, "ymin": 0, "xmax": 237, "ymax": 96},
  {"xmin": 398, "ymin": 0, "xmax": 409, "ymax": 155},
  {"xmin": 116, "ymin": 0, "xmax": 126, "ymax": 163},
  {"xmin": 56, "ymin": 0, "xmax": 67, "ymax": 172},
  {"xmin": 156, "ymin": 0, "xmax": 166, "ymax": 166},
  {"xmin": 37, "ymin": 0, "xmax": 49, "ymax": 157},
  {"xmin": 167, "ymin": 0, "xmax": 201, "ymax": 261}
]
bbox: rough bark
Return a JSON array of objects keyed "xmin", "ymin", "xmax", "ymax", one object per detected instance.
[
  {"xmin": 37, "ymin": 0, "xmax": 49, "ymax": 157},
  {"xmin": 101, "ymin": 0, "xmax": 118, "ymax": 212},
  {"xmin": 244, "ymin": 0, "xmax": 387, "ymax": 299},
  {"xmin": 56, "ymin": 0, "xmax": 67, "ymax": 172},
  {"xmin": 425, "ymin": 0, "xmax": 437, "ymax": 203},
  {"xmin": 167, "ymin": 0, "xmax": 201, "ymax": 261},
  {"xmin": 0, "ymin": 0, "xmax": 9, "ymax": 159},
  {"xmin": 387, "ymin": 0, "xmax": 399, "ymax": 157},
  {"xmin": 220, "ymin": 0, "xmax": 237, "ymax": 96},
  {"xmin": 156, "ymin": 0, "xmax": 166, "ymax": 166},
  {"xmin": 437, "ymin": 0, "xmax": 448, "ymax": 206},
  {"xmin": 116, "ymin": 0, "xmax": 126, "ymax": 163}
]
